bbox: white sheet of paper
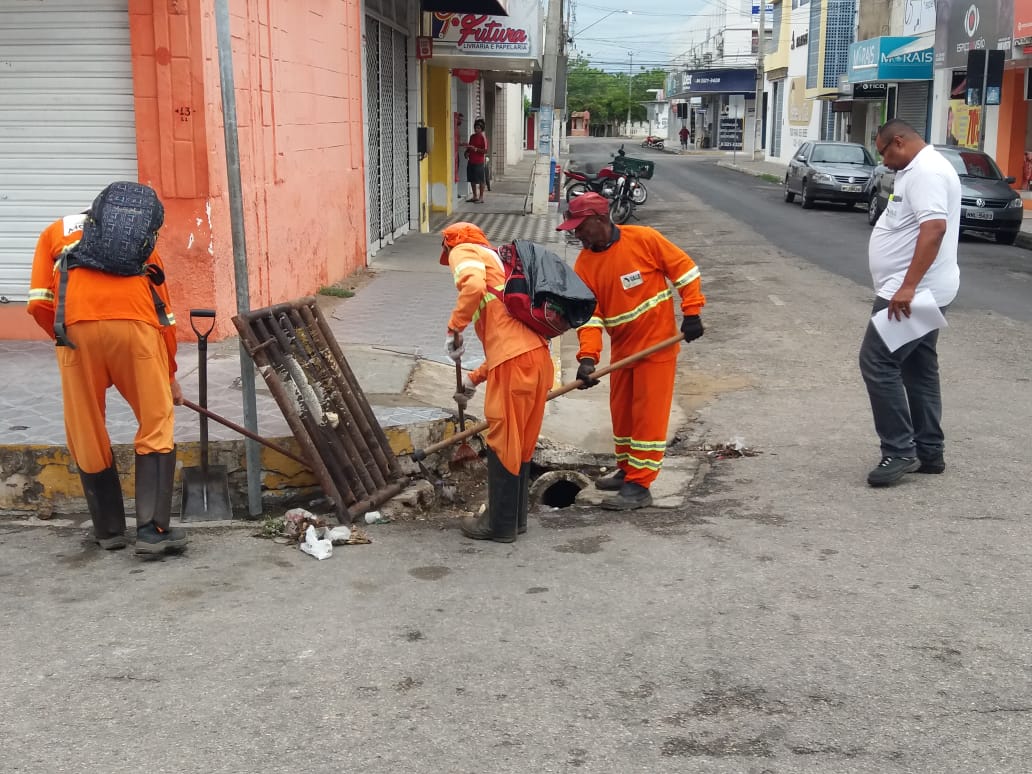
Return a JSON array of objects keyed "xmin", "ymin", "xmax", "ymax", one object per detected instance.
[{"xmin": 871, "ymin": 289, "xmax": 948, "ymax": 353}]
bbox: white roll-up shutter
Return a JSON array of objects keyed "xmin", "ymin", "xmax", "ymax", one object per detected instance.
[
  {"xmin": 0, "ymin": 0, "xmax": 138, "ymax": 302},
  {"xmin": 896, "ymin": 82, "xmax": 930, "ymax": 140}
]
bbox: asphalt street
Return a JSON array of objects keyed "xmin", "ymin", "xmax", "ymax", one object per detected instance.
[{"xmin": 4, "ymin": 140, "xmax": 1032, "ymax": 773}]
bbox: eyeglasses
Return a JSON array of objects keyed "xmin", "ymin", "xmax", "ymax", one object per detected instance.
[{"xmin": 876, "ymin": 136, "xmax": 899, "ymax": 157}]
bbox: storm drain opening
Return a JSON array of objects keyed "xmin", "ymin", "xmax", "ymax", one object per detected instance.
[{"xmin": 529, "ymin": 470, "xmax": 593, "ymax": 510}]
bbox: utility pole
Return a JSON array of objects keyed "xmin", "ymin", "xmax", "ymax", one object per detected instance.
[
  {"xmin": 752, "ymin": 1, "xmax": 765, "ymax": 160},
  {"xmin": 626, "ymin": 52, "xmax": 633, "ymax": 136},
  {"xmin": 531, "ymin": 0, "xmax": 562, "ymax": 214}
]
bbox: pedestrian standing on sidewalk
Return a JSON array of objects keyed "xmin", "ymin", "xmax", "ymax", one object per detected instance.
[
  {"xmin": 27, "ymin": 182, "xmax": 188, "ymax": 555},
  {"xmin": 679, "ymin": 125, "xmax": 690, "ymax": 150},
  {"xmin": 860, "ymin": 119, "xmax": 961, "ymax": 486},
  {"xmin": 556, "ymin": 193, "xmax": 706, "ymax": 510},
  {"xmin": 464, "ymin": 119, "xmax": 489, "ymax": 203},
  {"xmin": 441, "ymin": 222, "xmax": 553, "ymax": 542}
]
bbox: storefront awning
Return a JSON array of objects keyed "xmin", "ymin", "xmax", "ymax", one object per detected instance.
[
  {"xmin": 847, "ymin": 36, "xmax": 933, "ymax": 83},
  {"xmin": 422, "ymin": 0, "xmax": 509, "ymax": 13},
  {"xmin": 665, "ymin": 68, "xmax": 757, "ymax": 99}
]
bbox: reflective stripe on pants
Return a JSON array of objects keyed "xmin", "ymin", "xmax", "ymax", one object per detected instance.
[{"xmin": 609, "ymin": 356, "xmax": 676, "ymax": 488}]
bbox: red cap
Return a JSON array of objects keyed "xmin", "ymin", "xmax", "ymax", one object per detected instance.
[{"xmin": 556, "ymin": 192, "xmax": 610, "ymax": 231}]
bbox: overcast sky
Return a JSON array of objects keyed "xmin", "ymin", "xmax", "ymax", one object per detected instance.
[{"xmin": 567, "ymin": 0, "xmax": 733, "ymax": 73}]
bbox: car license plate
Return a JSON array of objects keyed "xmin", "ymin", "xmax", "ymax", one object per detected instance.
[
  {"xmin": 841, "ymin": 185, "xmax": 862, "ymax": 193},
  {"xmin": 966, "ymin": 209, "xmax": 994, "ymax": 221}
]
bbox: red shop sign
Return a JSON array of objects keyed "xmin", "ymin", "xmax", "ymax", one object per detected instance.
[{"xmin": 453, "ymin": 68, "xmax": 480, "ymax": 84}]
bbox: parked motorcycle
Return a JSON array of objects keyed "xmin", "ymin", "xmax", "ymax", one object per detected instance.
[
  {"xmin": 608, "ymin": 173, "xmax": 636, "ymax": 225},
  {"xmin": 564, "ymin": 145, "xmax": 648, "ymax": 205},
  {"xmin": 641, "ymin": 135, "xmax": 665, "ymax": 150}
]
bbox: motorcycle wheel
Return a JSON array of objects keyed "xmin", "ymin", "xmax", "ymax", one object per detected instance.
[
  {"xmin": 656, "ymin": 141, "xmax": 664, "ymax": 149},
  {"xmin": 565, "ymin": 182, "xmax": 590, "ymax": 202},
  {"xmin": 610, "ymin": 198, "xmax": 634, "ymax": 225},
  {"xmin": 641, "ymin": 140, "xmax": 649, "ymax": 148},
  {"xmin": 630, "ymin": 182, "xmax": 647, "ymax": 205}
]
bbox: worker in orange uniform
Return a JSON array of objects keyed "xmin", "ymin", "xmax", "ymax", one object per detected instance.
[
  {"xmin": 441, "ymin": 222, "xmax": 553, "ymax": 542},
  {"xmin": 556, "ymin": 193, "xmax": 705, "ymax": 510},
  {"xmin": 27, "ymin": 183, "xmax": 187, "ymax": 556}
]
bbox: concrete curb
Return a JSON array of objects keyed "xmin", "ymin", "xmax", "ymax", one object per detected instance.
[{"xmin": 0, "ymin": 417, "xmax": 458, "ymax": 519}]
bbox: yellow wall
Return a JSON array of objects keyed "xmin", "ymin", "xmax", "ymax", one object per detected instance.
[{"xmin": 427, "ymin": 67, "xmax": 454, "ymax": 214}]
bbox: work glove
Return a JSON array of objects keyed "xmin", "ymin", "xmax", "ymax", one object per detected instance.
[
  {"xmin": 576, "ymin": 358, "xmax": 600, "ymax": 390},
  {"xmin": 445, "ymin": 331, "xmax": 465, "ymax": 362},
  {"xmin": 681, "ymin": 315, "xmax": 704, "ymax": 343},
  {"xmin": 453, "ymin": 373, "xmax": 477, "ymax": 410}
]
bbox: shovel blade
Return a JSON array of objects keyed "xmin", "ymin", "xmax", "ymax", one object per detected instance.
[{"xmin": 180, "ymin": 465, "xmax": 233, "ymax": 521}]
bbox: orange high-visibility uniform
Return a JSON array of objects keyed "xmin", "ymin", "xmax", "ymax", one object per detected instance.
[
  {"xmin": 27, "ymin": 214, "xmax": 178, "ymax": 474},
  {"xmin": 574, "ymin": 225, "xmax": 705, "ymax": 488},
  {"xmin": 447, "ymin": 243, "xmax": 552, "ymax": 475}
]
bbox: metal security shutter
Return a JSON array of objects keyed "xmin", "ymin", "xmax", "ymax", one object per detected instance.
[
  {"xmin": 896, "ymin": 81, "xmax": 930, "ymax": 140},
  {"xmin": 364, "ymin": 15, "xmax": 409, "ymax": 254},
  {"xmin": 0, "ymin": 0, "xmax": 137, "ymax": 302}
]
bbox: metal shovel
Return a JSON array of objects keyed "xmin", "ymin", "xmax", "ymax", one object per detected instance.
[{"xmin": 180, "ymin": 309, "xmax": 233, "ymax": 521}]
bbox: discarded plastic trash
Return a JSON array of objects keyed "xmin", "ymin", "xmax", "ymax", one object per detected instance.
[
  {"xmin": 364, "ymin": 510, "xmax": 389, "ymax": 525},
  {"xmin": 327, "ymin": 525, "xmax": 352, "ymax": 544},
  {"xmin": 300, "ymin": 525, "xmax": 333, "ymax": 560}
]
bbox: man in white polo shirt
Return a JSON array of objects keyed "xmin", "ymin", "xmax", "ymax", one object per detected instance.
[{"xmin": 860, "ymin": 118, "xmax": 961, "ymax": 487}]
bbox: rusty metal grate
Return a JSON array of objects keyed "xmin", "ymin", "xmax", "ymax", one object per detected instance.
[{"xmin": 234, "ymin": 297, "xmax": 406, "ymax": 523}]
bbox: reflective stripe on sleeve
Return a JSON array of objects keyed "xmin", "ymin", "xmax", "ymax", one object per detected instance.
[
  {"xmin": 601, "ymin": 288, "xmax": 673, "ymax": 328},
  {"xmin": 673, "ymin": 266, "xmax": 700, "ymax": 288}
]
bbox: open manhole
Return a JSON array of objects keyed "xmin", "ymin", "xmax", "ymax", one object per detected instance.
[{"xmin": 530, "ymin": 470, "xmax": 592, "ymax": 509}]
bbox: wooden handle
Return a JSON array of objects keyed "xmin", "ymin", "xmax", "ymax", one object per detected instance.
[
  {"xmin": 410, "ymin": 334, "xmax": 685, "ymax": 461},
  {"xmin": 180, "ymin": 398, "xmax": 310, "ymax": 467}
]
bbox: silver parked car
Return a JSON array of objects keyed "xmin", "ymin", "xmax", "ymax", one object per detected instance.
[
  {"xmin": 784, "ymin": 141, "xmax": 877, "ymax": 209},
  {"xmin": 866, "ymin": 145, "xmax": 1023, "ymax": 245}
]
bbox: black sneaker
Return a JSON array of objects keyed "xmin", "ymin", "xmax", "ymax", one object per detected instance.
[
  {"xmin": 600, "ymin": 482, "xmax": 653, "ymax": 510},
  {"xmin": 595, "ymin": 469, "xmax": 626, "ymax": 491},
  {"xmin": 95, "ymin": 534, "xmax": 127, "ymax": 551},
  {"xmin": 867, "ymin": 456, "xmax": 920, "ymax": 487},
  {"xmin": 918, "ymin": 455, "xmax": 945, "ymax": 474},
  {"xmin": 135, "ymin": 523, "xmax": 189, "ymax": 556}
]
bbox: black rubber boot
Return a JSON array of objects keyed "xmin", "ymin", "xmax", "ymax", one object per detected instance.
[
  {"xmin": 460, "ymin": 449, "xmax": 519, "ymax": 543},
  {"xmin": 600, "ymin": 482, "xmax": 653, "ymax": 511},
  {"xmin": 595, "ymin": 468, "xmax": 626, "ymax": 491},
  {"xmin": 517, "ymin": 462, "xmax": 530, "ymax": 535},
  {"xmin": 135, "ymin": 449, "xmax": 188, "ymax": 556},
  {"xmin": 79, "ymin": 461, "xmax": 127, "ymax": 550}
]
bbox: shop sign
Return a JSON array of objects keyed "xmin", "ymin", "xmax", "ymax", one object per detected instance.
[
  {"xmin": 431, "ymin": 1, "xmax": 538, "ymax": 58},
  {"xmin": 718, "ymin": 117, "xmax": 744, "ymax": 151},
  {"xmin": 935, "ymin": 0, "xmax": 1013, "ymax": 69},
  {"xmin": 673, "ymin": 68, "xmax": 756, "ymax": 95},
  {"xmin": 1015, "ymin": 0, "xmax": 1032, "ymax": 43},
  {"xmin": 453, "ymin": 68, "xmax": 479, "ymax": 83},
  {"xmin": 847, "ymin": 37, "xmax": 933, "ymax": 82},
  {"xmin": 416, "ymin": 36, "xmax": 433, "ymax": 60}
]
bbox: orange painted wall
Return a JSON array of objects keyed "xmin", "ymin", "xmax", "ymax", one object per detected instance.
[
  {"xmin": 995, "ymin": 68, "xmax": 1027, "ymax": 189},
  {"xmin": 2, "ymin": 0, "xmax": 367, "ymax": 342},
  {"xmin": 195, "ymin": 0, "xmax": 368, "ymax": 339}
]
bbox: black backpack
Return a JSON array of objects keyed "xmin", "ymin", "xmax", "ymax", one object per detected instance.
[
  {"xmin": 64, "ymin": 182, "xmax": 164, "ymax": 275},
  {"xmin": 54, "ymin": 182, "xmax": 170, "ymax": 348}
]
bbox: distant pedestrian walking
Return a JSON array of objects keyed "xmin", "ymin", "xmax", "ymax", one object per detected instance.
[{"xmin": 860, "ymin": 119, "xmax": 961, "ymax": 486}]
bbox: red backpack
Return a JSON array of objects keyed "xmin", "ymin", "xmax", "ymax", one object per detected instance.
[{"xmin": 495, "ymin": 241, "xmax": 596, "ymax": 339}]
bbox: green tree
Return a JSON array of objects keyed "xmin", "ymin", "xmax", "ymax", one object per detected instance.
[{"xmin": 566, "ymin": 57, "xmax": 669, "ymax": 135}]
